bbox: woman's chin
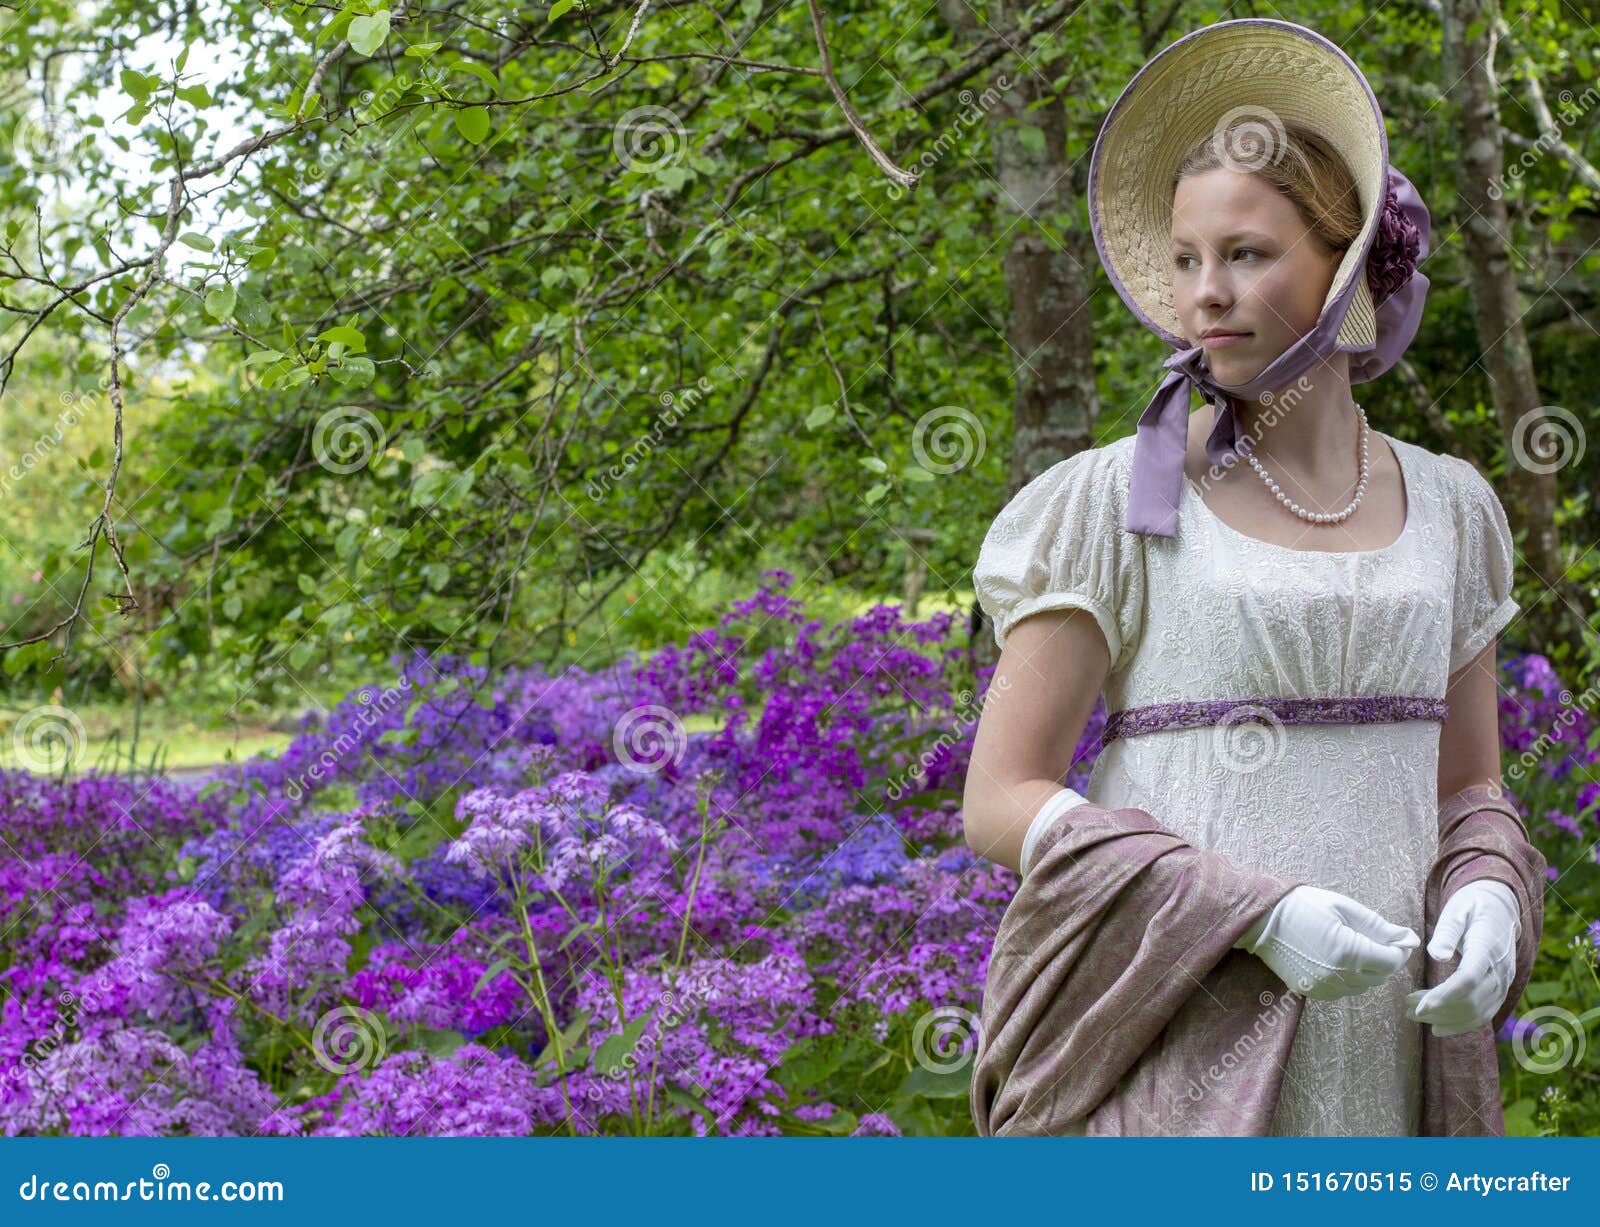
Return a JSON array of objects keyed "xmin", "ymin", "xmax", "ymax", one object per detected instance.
[{"xmin": 1202, "ymin": 353, "xmax": 1263, "ymax": 385}]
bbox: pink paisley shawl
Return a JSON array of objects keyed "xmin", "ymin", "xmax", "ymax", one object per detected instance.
[{"xmin": 969, "ymin": 784, "xmax": 1546, "ymax": 1136}]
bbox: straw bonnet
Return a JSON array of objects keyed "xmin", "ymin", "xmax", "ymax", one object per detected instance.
[{"xmin": 1087, "ymin": 18, "xmax": 1431, "ymax": 537}]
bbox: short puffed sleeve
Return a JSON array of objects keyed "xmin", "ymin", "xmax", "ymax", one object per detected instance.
[
  {"xmin": 1448, "ymin": 457, "xmax": 1520, "ymax": 675},
  {"xmin": 972, "ymin": 443, "xmax": 1146, "ymax": 673}
]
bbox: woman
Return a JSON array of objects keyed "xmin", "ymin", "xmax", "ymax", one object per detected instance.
[{"xmin": 962, "ymin": 19, "xmax": 1546, "ymax": 1136}]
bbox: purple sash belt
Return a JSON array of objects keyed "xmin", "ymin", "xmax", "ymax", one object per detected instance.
[{"xmin": 1102, "ymin": 695, "xmax": 1450, "ymax": 742}]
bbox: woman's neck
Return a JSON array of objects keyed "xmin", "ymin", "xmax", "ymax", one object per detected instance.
[{"xmin": 1226, "ymin": 374, "xmax": 1361, "ymax": 474}]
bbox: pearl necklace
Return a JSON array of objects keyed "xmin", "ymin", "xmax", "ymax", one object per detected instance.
[{"xmin": 1243, "ymin": 403, "xmax": 1369, "ymax": 525}]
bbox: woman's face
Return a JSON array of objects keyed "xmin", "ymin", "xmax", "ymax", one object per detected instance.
[{"xmin": 1169, "ymin": 166, "xmax": 1344, "ymax": 381}]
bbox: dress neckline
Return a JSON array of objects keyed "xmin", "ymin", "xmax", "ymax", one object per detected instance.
[{"xmin": 1180, "ymin": 430, "xmax": 1414, "ymax": 558}]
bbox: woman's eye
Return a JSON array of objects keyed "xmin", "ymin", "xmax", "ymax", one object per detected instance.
[
  {"xmin": 1177, "ymin": 247, "xmax": 1260, "ymax": 270},
  {"xmin": 1174, "ymin": 249, "xmax": 1260, "ymax": 270}
]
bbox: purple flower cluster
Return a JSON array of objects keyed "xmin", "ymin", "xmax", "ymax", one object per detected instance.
[{"xmin": 0, "ymin": 570, "xmax": 1590, "ymax": 1136}]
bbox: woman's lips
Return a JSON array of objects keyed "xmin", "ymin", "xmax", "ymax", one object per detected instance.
[{"xmin": 1201, "ymin": 332, "xmax": 1252, "ymax": 349}]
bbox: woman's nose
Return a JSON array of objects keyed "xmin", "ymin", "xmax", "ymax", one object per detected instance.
[{"xmin": 1193, "ymin": 257, "xmax": 1234, "ymax": 308}]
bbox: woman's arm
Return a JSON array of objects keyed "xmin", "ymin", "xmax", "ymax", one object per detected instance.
[
  {"xmin": 963, "ymin": 608, "xmax": 1109, "ymax": 875},
  {"xmin": 1437, "ymin": 636, "xmax": 1506, "ymax": 801}
]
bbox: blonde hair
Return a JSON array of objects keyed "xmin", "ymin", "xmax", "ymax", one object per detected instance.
[{"xmin": 1172, "ymin": 120, "xmax": 1363, "ymax": 258}]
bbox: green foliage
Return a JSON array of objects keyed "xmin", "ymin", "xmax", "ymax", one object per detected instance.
[{"xmin": 0, "ymin": 0, "xmax": 1594, "ymax": 709}]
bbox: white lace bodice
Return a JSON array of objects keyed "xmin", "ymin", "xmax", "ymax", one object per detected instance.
[{"xmin": 972, "ymin": 428, "xmax": 1520, "ymax": 1135}]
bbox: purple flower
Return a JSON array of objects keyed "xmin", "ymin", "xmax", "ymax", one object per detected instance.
[
  {"xmin": 1365, "ymin": 166, "xmax": 1423, "ymax": 307},
  {"xmin": 1498, "ymin": 1014, "xmax": 1543, "ymax": 1044},
  {"xmin": 851, "ymin": 1111, "xmax": 903, "ymax": 1137}
]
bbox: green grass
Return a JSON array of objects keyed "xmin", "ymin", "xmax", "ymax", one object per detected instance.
[{"xmin": 0, "ymin": 701, "xmax": 294, "ymax": 775}]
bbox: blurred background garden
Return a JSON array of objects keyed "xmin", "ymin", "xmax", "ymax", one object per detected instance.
[{"xmin": 0, "ymin": 0, "xmax": 1596, "ymax": 1135}]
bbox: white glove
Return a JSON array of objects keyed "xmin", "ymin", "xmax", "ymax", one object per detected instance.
[
  {"xmin": 1406, "ymin": 879, "xmax": 1522, "ymax": 1037},
  {"xmin": 1020, "ymin": 786, "xmax": 1092, "ymax": 877},
  {"xmin": 1234, "ymin": 884, "xmax": 1421, "ymax": 1000}
]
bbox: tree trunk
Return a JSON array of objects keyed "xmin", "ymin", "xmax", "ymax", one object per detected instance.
[
  {"xmin": 1440, "ymin": 0, "xmax": 1583, "ymax": 654},
  {"xmin": 937, "ymin": 0, "xmax": 1100, "ymax": 672}
]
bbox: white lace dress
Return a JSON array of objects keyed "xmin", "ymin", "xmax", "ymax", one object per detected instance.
[{"xmin": 972, "ymin": 429, "xmax": 1519, "ymax": 1136}]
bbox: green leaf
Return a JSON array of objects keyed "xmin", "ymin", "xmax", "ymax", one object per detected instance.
[
  {"xmin": 532, "ymin": 1009, "xmax": 591, "ymax": 1069},
  {"xmin": 471, "ymin": 956, "xmax": 513, "ymax": 998},
  {"xmin": 348, "ymin": 10, "xmax": 392, "ymax": 57},
  {"xmin": 288, "ymin": 640, "xmax": 316, "ymax": 668},
  {"xmin": 592, "ymin": 1012, "xmax": 652, "ymax": 1075},
  {"xmin": 864, "ymin": 482, "xmax": 890, "ymax": 505},
  {"xmin": 455, "ymin": 105, "xmax": 490, "ymax": 145},
  {"xmin": 121, "ymin": 68, "xmax": 155, "ymax": 102},
  {"xmin": 410, "ymin": 467, "xmax": 475, "ymax": 510},
  {"xmin": 178, "ymin": 232, "xmax": 215, "ymax": 252},
  {"xmin": 422, "ymin": 562, "xmax": 450, "ymax": 591},
  {"xmin": 233, "ymin": 893, "xmax": 277, "ymax": 943},
  {"xmin": 233, "ymin": 287, "xmax": 273, "ymax": 331},
  {"xmin": 557, "ymin": 921, "xmax": 596, "ymax": 953},
  {"xmin": 1503, "ymin": 1097, "xmax": 1537, "ymax": 1136},
  {"xmin": 203, "ymin": 284, "xmax": 237, "ymax": 322},
  {"xmin": 772, "ymin": 1035, "xmax": 847, "ymax": 1090},
  {"xmin": 654, "ymin": 164, "xmax": 690, "ymax": 192},
  {"xmin": 897, "ymin": 1061, "xmax": 972, "ymax": 1099},
  {"xmin": 811, "ymin": 1107, "xmax": 859, "ymax": 1135},
  {"xmin": 549, "ymin": 0, "xmax": 578, "ymax": 21},
  {"xmin": 205, "ymin": 506, "xmax": 233, "ymax": 535},
  {"xmin": 316, "ymin": 324, "xmax": 366, "ymax": 352},
  {"xmin": 329, "ymin": 356, "xmax": 375, "ymax": 388},
  {"xmin": 176, "ymin": 84, "xmax": 212, "ymax": 109},
  {"xmin": 1524, "ymin": 980, "xmax": 1568, "ymax": 1003},
  {"xmin": 448, "ymin": 58, "xmax": 500, "ymax": 93},
  {"xmin": 417, "ymin": 1026, "xmax": 467, "ymax": 1058},
  {"xmin": 296, "ymin": 572, "xmax": 318, "ymax": 595},
  {"xmin": 662, "ymin": 1084, "xmax": 717, "ymax": 1125},
  {"xmin": 2, "ymin": 640, "xmax": 49, "ymax": 677}
]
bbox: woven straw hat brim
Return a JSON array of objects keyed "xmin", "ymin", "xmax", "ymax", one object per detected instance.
[{"xmin": 1089, "ymin": 20, "xmax": 1388, "ymax": 352}]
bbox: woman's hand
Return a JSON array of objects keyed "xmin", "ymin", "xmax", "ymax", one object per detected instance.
[
  {"xmin": 1407, "ymin": 879, "xmax": 1521, "ymax": 1037},
  {"xmin": 1235, "ymin": 884, "xmax": 1420, "ymax": 1000}
]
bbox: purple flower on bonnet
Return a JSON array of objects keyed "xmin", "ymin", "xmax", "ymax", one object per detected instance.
[{"xmin": 1365, "ymin": 165, "xmax": 1423, "ymax": 308}]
